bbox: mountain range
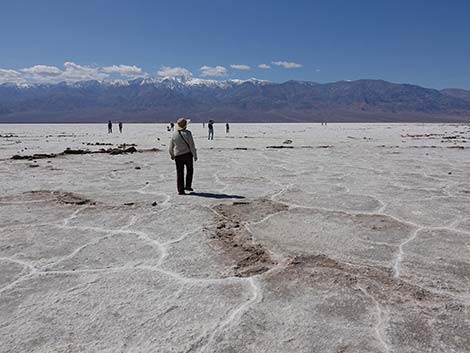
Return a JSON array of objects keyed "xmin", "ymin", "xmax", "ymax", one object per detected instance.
[{"xmin": 1, "ymin": 77, "xmax": 470, "ymax": 123}]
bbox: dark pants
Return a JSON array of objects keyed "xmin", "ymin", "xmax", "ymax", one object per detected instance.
[
  {"xmin": 175, "ymin": 152, "xmax": 193, "ymax": 193},
  {"xmin": 208, "ymin": 129, "xmax": 214, "ymax": 140}
]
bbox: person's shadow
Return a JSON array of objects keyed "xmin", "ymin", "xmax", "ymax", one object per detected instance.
[{"xmin": 188, "ymin": 192, "xmax": 245, "ymax": 199}]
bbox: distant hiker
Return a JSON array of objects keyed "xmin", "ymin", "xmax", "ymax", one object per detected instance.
[
  {"xmin": 108, "ymin": 120, "xmax": 113, "ymax": 134},
  {"xmin": 208, "ymin": 120, "xmax": 214, "ymax": 140},
  {"xmin": 226, "ymin": 123, "xmax": 230, "ymax": 134},
  {"xmin": 170, "ymin": 122, "xmax": 175, "ymax": 131},
  {"xmin": 203, "ymin": 122, "xmax": 205, "ymax": 128},
  {"xmin": 119, "ymin": 122, "xmax": 123, "ymax": 133},
  {"xmin": 169, "ymin": 118, "xmax": 198, "ymax": 195}
]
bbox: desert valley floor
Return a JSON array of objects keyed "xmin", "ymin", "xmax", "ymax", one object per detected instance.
[{"xmin": 1, "ymin": 123, "xmax": 470, "ymax": 353}]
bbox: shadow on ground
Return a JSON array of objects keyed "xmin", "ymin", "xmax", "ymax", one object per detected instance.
[{"xmin": 188, "ymin": 192, "xmax": 245, "ymax": 199}]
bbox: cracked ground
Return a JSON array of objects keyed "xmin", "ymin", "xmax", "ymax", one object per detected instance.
[{"xmin": 1, "ymin": 123, "xmax": 470, "ymax": 353}]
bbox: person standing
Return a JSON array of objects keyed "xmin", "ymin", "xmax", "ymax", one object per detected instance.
[
  {"xmin": 108, "ymin": 120, "xmax": 113, "ymax": 134},
  {"xmin": 208, "ymin": 120, "xmax": 214, "ymax": 140},
  {"xmin": 226, "ymin": 123, "xmax": 230, "ymax": 134},
  {"xmin": 118, "ymin": 122, "xmax": 123, "ymax": 133},
  {"xmin": 169, "ymin": 118, "xmax": 198, "ymax": 195},
  {"xmin": 170, "ymin": 122, "xmax": 175, "ymax": 131}
]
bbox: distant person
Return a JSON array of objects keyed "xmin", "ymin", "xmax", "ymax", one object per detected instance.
[
  {"xmin": 170, "ymin": 122, "xmax": 175, "ymax": 131},
  {"xmin": 108, "ymin": 120, "xmax": 113, "ymax": 134},
  {"xmin": 226, "ymin": 123, "xmax": 230, "ymax": 134},
  {"xmin": 169, "ymin": 118, "xmax": 198, "ymax": 195},
  {"xmin": 208, "ymin": 120, "xmax": 214, "ymax": 140},
  {"xmin": 119, "ymin": 122, "xmax": 123, "ymax": 133},
  {"xmin": 203, "ymin": 122, "xmax": 205, "ymax": 128}
]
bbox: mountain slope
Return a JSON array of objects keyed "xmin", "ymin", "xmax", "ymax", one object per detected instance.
[
  {"xmin": 441, "ymin": 88, "xmax": 470, "ymax": 103},
  {"xmin": 1, "ymin": 79, "xmax": 470, "ymax": 123}
]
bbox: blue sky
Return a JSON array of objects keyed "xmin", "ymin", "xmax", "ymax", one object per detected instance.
[{"xmin": 0, "ymin": 0, "xmax": 469, "ymax": 88}]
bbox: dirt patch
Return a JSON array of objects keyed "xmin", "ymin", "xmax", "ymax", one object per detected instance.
[
  {"xmin": 10, "ymin": 146, "xmax": 160, "ymax": 160},
  {"xmin": 287, "ymin": 254, "xmax": 440, "ymax": 305},
  {"xmin": 26, "ymin": 190, "xmax": 93, "ymax": 205},
  {"xmin": 214, "ymin": 199, "xmax": 288, "ymax": 224},
  {"xmin": 210, "ymin": 199, "xmax": 288, "ymax": 277}
]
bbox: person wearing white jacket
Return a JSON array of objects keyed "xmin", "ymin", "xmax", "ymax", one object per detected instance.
[{"xmin": 169, "ymin": 118, "xmax": 198, "ymax": 195}]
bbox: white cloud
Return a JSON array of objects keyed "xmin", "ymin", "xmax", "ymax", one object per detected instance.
[
  {"xmin": 199, "ymin": 65, "xmax": 227, "ymax": 77},
  {"xmin": 17, "ymin": 63, "xmax": 149, "ymax": 83},
  {"xmin": 258, "ymin": 64, "xmax": 271, "ymax": 69},
  {"xmin": 0, "ymin": 69, "xmax": 24, "ymax": 83},
  {"xmin": 272, "ymin": 60, "xmax": 303, "ymax": 69},
  {"xmin": 230, "ymin": 64, "xmax": 250, "ymax": 70},
  {"xmin": 102, "ymin": 64, "xmax": 146, "ymax": 78},
  {"xmin": 315, "ymin": 68, "xmax": 321, "ymax": 72},
  {"xmin": 21, "ymin": 65, "xmax": 62, "ymax": 76},
  {"xmin": 20, "ymin": 65, "xmax": 63, "ymax": 83},
  {"xmin": 157, "ymin": 66, "xmax": 193, "ymax": 79},
  {"xmin": 61, "ymin": 62, "xmax": 109, "ymax": 82}
]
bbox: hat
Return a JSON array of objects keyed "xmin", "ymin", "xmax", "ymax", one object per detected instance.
[{"xmin": 176, "ymin": 118, "xmax": 190, "ymax": 130}]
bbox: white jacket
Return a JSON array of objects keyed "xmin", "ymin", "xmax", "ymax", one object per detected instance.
[{"xmin": 169, "ymin": 129, "xmax": 197, "ymax": 160}]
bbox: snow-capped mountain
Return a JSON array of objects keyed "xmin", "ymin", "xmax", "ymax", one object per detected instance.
[{"xmin": 1, "ymin": 78, "xmax": 470, "ymax": 122}]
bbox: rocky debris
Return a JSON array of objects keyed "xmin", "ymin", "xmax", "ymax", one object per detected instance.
[
  {"xmin": 283, "ymin": 139, "xmax": 293, "ymax": 144},
  {"xmin": 55, "ymin": 192, "xmax": 91, "ymax": 205},
  {"xmin": 409, "ymin": 145, "xmax": 438, "ymax": 149},
  {"xmin": 124, "ymin": 202, "xmax": 135, "ymax": 206},
  {"xmin": 85, "ymin": 142, "xmax": 113, "ymax": 146},
  {"xmin": 266, "ymin": 145, "xmax": 333, "ymax": 149},
  {"xmin": 134, "ymin": 166, "xmax": 141, "ymax": 170},
  {"xmin": 266, "ymin": 145, "xmax": 294, "ymax": 149},
  {"xmin": 401, "ymin": 133, "xmax": 444, "ymax": 138},
  {"xmin": 0, "ymin": 133, "xmax": 19, "ymax": 138},
  {"xmin": 11, "ymin": 146, "xmax": 160, "ymax": 160},
  {"xmin": 151, "ymin": 201, "xmax": 158, "ymax": 206},
  {"xmin": 232, "ymin": 201, "xmax": 250, "ymax": 205},
  {"xmin": 12, "ymin": 153, "xmax": 57, "ymax": 160},
  {"xmin": 107, "ymin": 146, "xmax": 137, "ymax": 154},
  {"xmin": 62, "ymin": 148, "xmax": 89, "ymax": 155}
]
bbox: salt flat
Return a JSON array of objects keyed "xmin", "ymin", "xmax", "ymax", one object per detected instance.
[{"xmin": 1, "ymin": 123, "xmax": 470, "ymax": 353}]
